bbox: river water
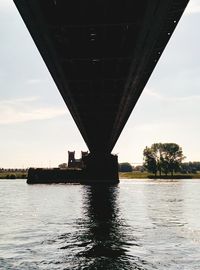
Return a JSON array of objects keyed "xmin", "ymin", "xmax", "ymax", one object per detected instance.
[{"xmin": 1, "ymin": 179, "xmax": 200, "ymax": 270}]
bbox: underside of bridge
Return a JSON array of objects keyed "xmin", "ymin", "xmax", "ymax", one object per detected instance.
[{"xmin": 14, "ymin": 0, "xmax": 189, "ymax": 183}]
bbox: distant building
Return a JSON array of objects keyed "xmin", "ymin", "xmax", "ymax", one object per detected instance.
[{"xmin": 68, "ymin": 151, "xmax": 88, "ymax": 169}]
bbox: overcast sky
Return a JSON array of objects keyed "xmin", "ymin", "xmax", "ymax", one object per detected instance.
[{"xmin": 0, "ymin": 0, "xmax": 200, "ymax": 168}]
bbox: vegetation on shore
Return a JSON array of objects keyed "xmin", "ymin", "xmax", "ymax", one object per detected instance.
[
  {"xmin": 119, "ymin": 142, "xmax": 200, "ymax": 180},
  {"xmin": 1, "ymin": 170, "xmax": 200, "ymax": 180},
  {"xmin": 1, "ymin": 141, "xmax": 199, "ymax": 180},
  {"xmin": 0, "ymin": 171, "xmax": 27, "ymax": 179},
  {"xmin": 143, "ymin": 143, "xmax": 185, "ymax": 177},
  {"xmin": 119, "ymin": 171, "xmax": 200, "ymax": 179}
]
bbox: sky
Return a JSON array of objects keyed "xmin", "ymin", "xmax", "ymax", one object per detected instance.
[{"xmin": 0, "ymin": 0, "xmax": 200, "ymax": 168}]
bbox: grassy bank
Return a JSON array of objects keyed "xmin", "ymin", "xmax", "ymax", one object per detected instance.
[
  {"xmin": 119, "ymin": 172, "xmax": 151, "ymax": 179},
  {"xmin": 119, "ymin": 171, "xmax": 200, "ymax": 179},
  {"xmin": 0, "ymin": 171, "xmax": 27, "ymax": 179},
  {"xmin": 1, "ymin": 170, "xmax": 200, "ymax": 180}
]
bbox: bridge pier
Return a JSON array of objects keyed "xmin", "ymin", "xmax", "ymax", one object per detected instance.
[{"xmin": 82, "ymin": 153, "xmax": 119, "ymax": 184}]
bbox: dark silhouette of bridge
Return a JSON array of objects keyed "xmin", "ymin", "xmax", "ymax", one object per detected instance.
[{"xmin": 14, "ymin": 0, "xmax": 189, "ymax": 183}]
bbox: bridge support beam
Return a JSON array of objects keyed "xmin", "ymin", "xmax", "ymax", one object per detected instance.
[{"xmin": 82, "ymin": 153, "xmax": 119, "ymax": 184}]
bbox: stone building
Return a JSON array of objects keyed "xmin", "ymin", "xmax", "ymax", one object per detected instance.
[{"xmin": 68, "ymin": 151, "xmax": 88, "ymax": 169}]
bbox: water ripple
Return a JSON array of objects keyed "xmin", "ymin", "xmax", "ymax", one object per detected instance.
[{"xmin": 1, "ymin": 179, "xmax": 200, "ymax": 269}]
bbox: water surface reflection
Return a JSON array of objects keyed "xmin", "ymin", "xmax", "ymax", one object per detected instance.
[
  {"xmin": 60, "ymin": 185, "xmax": 150, "ymax": 270},
  {"xmin": 2, "ymin": 180, "xmax": 200, "ymax": 269}
]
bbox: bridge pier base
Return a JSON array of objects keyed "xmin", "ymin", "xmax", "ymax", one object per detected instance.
[{"xmin": 82, "ymin": 153, "xmax": 119, "ymax": 184}]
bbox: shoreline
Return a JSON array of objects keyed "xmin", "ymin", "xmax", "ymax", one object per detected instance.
[
  {"xmin": 1, "ymin": 171, "xmax": 200, "ymax": 180},
  {"xmin": 119, "ymin": 172, "xmax": 200, "ymax": 179}
]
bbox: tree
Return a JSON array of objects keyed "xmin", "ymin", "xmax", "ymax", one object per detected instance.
[
  {"xmin": 143, "ymin": 146, "xmax": 159, "ymax": 176},
  {"xmin": 161, "ymin": 143, "xmax": 185, "ymax": 176},
  {"xmin": 118, "ymin": 162, "xmax": 133, "ymax": 172},
  {"xmin": 180, "ymin": 161, "xmax": 200, "ymax": 174},
  {"xmin": 134, "ymin": 165, "xmax": 144, "ymax": 172},
  {"xmin": 58, "ymin": 163, "xmax": 68, "ymax": 169},
  {"xmin": 143, "ymin": 143, "xmax": 185, "ymax": 177}
]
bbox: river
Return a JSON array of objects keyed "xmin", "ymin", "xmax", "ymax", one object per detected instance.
[{"xmin": 1, "ymin": 179, "xmax": 200, "ymax": 270}]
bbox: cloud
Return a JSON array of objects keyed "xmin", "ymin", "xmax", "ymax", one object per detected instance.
[
  {"xmin": 0, "ymin": 96, "xmax": 39, "ymax": 105},
  {"xmin": 174, "ymin": 95, "xmax": 200, "ymax": 102},
  {"xmin": 0, "ymin": 97, "xmax": 66, "ymax": 124},
  {"xmin": 143, "ymin": 87, "xmax": 200, "ymax": 103},
  {"xmin": 185, "ymin": 0, "xmax": 200, "ymax": 15},
  {"xmin": 0, "ymin": 0, "xmax": 16, "ymax": 11},
  {"xmin": 143, "ymin": 88, "xmax": 163, "ymax": 99},
  {"xmin": 26, "ymin": 79, "xmax": 43, "ymax": 85}
]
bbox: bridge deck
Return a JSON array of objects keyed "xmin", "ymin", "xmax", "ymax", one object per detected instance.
[{"xmin": 14, "ymin": 0, "xmax": 189, "ymax": 153}]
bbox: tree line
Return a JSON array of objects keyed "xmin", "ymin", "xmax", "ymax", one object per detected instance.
[
  {"xmin": 180, "ymin": 162, "xmax": 200, "ymax": 174},
  {"xmin": 119, "ymin": 143, "xmax": 200, "ymax": 176}
]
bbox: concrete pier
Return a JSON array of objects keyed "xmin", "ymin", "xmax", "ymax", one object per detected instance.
[{"xmin": 82, "ymin": 153, "xmax": 119, "ymax": 184}]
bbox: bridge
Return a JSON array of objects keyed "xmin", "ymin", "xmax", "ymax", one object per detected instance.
[{"xmin": 14, "ymin": 0, "xmax": 189, "ymax": 183}]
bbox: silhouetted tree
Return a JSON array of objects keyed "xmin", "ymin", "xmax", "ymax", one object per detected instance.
[
  {"xmin": 143, "ymin": 146, "xmax": 159, "ymax": 176},
  {"xmin": 58, "ymin": 163, "xmax": 68, "ymax": 169},
  {"xmin": 161, "ymin": 143, "xmax": 185, "ymax": 176},
  {"xmin": 143, "ymin": 143, "xmax": 185, "ymax": 176},
  {"xmin": 118, "ymin": 162, "xmax": 133, "ymax": 172},
  {"xmin": 180, "ymin": 161, "xmax": 200, "ymax": 174}
]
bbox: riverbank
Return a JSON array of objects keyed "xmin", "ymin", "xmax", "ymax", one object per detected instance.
[
  {"xmin": 0, "ymin": 171, "xmax": 27, "ymax": 179},
  {"xmin": 1, "ymin": 171, "xmax": 200, "ymax": 180},
  {"xmin": 119, "ymin": 172, "xmax": 200, "ymax": 179}
]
